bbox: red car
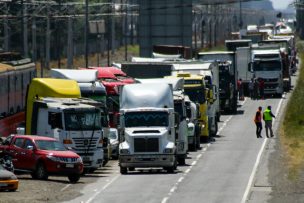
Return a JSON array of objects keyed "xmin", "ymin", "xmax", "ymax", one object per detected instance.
[{"xmin": 0, "ymin": 135, "xmax": 83, "ymax": 183}]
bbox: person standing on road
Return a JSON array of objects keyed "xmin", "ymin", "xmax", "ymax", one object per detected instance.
[
  {"xmin": 263, "ymin": 106, "xmax": 276, "ymax": 138},
  {"xmin": 253, "ymin": 78, "xmax": 259, "ymax": 100},
  {"xmin": 249, "ymin": 78, "xmax": 254, "ymax": 100},
  {"xmin": 254, "ymin": 106, "xmax": 263, "ymax": 138},
  {"xmin": 259, "ymin": 78, "xmax": 265, "ymax": 99},
  {"xmin": 237, "ymin": 78, "xmax": 244, "ymax": 100}
]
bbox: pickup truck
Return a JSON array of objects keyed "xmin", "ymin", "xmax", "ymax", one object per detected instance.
[{"xmin": 0, "ymin": 135, "xmax": 83, "ymax": 183}]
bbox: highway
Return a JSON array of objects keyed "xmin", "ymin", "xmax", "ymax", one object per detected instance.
[{"xmin": 64, "ymin": 92, "xmax": 288, "ymax": 203}]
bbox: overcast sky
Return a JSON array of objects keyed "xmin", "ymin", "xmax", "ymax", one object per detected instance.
[{"xmin": 270, "ymin": 0, "xmax": 294, "ymax": 9}]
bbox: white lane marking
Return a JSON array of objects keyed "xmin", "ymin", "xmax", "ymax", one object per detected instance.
[
  {"xmin": 161, "ymin": 197, "xmax": 169, "ymax": 203},
  {"xmin": 191, "ymin": 161, "xmax": 197, "ymax": 166},
  {"xmin": 170, "ymin": 186, "xmax": 177, "ymax": 193},
  {"xmin": 241, "ymin": 96, "xmax": 284, "ymax": 203},
  {"xmin": 86, "ymin": 175, "xmax": 120, "ymax": 203},
  {"xmin": 161, "ymin": 114, "xmax": 234, "ymax": 203},
  {"xmin": 60, "ymin": 184, "xmax": 71, "ymax": 192},
  {"xmin": 178, "ymin": 177, "xmax": 184, "ymax": 183}
]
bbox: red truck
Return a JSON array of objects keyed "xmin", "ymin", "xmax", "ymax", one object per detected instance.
[
  {"xmin": 0, "ymin": 135, "xmax": 83, "ymax": 183},
  {"xmin": 83, "ymin": 67, "xmax": 135, "ymax": 127}
]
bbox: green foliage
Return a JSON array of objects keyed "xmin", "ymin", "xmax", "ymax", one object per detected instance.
[{"xmin": 283, "ymin": 51, "xmax": 304, "ymax": 140}]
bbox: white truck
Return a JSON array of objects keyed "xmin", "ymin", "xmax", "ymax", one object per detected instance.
[
  {"xmin": 250, "ymin": 47, "xmax": 284, "ymax": 97},
  {"xmin": 119, "ymin": 83, "xmax": 177, "ymax": 174},
  {"xmin": 26, "ymin": 78, "xmax": 104, "ymax": 171},
  {"xmin": 137, "ymin": 78, "xmax": 188, "ymax": 165},
  {"xmin": 172, "ymin": 62, "xmax": 220, "ymax": 136},
  {"xmin": 50, "ymin": 69, "xmax": 110, "ymax": 165}
]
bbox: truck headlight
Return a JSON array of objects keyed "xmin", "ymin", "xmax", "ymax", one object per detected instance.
[
  {"xmin": 163, "ymin": 148, "xmax": 173, "ymax": 154},
  {"xmin": 119, "ymin": 149, "xmax": 130, "ymax": 155}
]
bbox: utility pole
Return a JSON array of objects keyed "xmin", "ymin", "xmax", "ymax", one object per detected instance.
[
  {"xmin": 107, "ymin": 0, "xmax": 111, "ymax": 66},
  {"xmin": 4, "ymin": 3, "xmax": 9, "ymax": 51},
  {"xmin": 85, "ymin": 0, "xmax": 89, "ymax": 68},
  {"xmin": 67, "ymin": 17, "xmax": 73, "ymax": 69},
  {"xmin": 239, "ymin": 0, "xmax": 243, "ymax": 29},
  {"xmin": 23, "ymin": 1, "xmax": 28, "ymax": 57},
  {"xmin": 32, "ymin": 16, "xmax": 37, "ymax": 63},
  {"xmin": 46, "ymin": 5, "xmax": 50, "ymax": 70},
  {"xmin": 56, "ymin": 0, "xmax": 62, "ymax": 68},
  {"xmin": 124, "ymin": 1, "xmax": 128, "ymax": 61}
]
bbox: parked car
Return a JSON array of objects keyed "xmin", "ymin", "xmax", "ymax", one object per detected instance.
[
  {"xmin": 108, "ymin": 128, "xmax": 119, "ymax": 159},
  {"xmin": 0, "ymin": 135, "xmax": 84, "ymax": 183},
  {"xmin": 0, "ymin": 164, "xmax": 18, "ymax": 192}
]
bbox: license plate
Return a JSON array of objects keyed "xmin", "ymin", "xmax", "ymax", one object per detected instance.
[
  {"xmin": 66, "ymin": 164, "xmax": 74, "ymax": 168},
  {"xmin": 0, "ymin": 183, "xmax": 8, "ymax": 187}
]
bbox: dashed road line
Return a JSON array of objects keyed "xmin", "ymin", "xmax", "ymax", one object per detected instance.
[
  {"xmin": 161, "ymin": 114, "xmax": 233, "ymax": 203},
  {"xmin": 60, "ymin": 184, "xmax": 71, "ymax": 192}
]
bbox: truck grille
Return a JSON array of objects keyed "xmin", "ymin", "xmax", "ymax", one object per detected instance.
[
  {"xmin": 134, "ymin": 138, "xmax": 159, "ymax": 153},
  {"xmin": 72, "ymin": 137, "xmax": 99, "ymax": 153}
]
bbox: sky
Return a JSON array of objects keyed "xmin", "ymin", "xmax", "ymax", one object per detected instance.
[{"xmin": 270, "ymin": 0, "xmax": 294, "ymax": 9}]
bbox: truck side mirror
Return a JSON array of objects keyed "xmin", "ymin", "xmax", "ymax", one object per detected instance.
[
  {"xmin": 208, "ymin": 89, "xmax": 214, "ymax": 104},
  {"xmin": 248, "ymin": 62, "xmax": 252, "ymax": 72},
  {"xmin": 174, "ymin": 113, "xmax": 180, "ymax": 127}
]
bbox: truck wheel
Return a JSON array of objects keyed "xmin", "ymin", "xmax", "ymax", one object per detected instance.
[
  {"xmin": 120, "ymin": 166, "xmax": 128, "ymax": 174},
  {"xmin": 68, "ymin": 174, "xmax": 80, "ymax": 183},
  {"xmin": 34, "ymin": 163, "xmax": 48, "ymax": 180},
  {"xmin": 177, "ymin": 157, "xmax": 186, "ymax": 165}
]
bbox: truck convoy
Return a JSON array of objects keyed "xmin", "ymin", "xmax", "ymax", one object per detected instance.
[
  {"xmin": 197, "ymin": 51, "xmax": 238, "ymax": 114},
  {"xmin": 172, "ymin": 62, "xmax": 220, "ymax": 137},
  {"xmin": 137, "ymin": 78, "xmax": 188, "ymax": 164},
  {"xmin": 119, "ymin": 83, "xmax": 177, "ymax": 174},
  {"xmin": 25, "ymin": 78, "xmax": 104, "ymax": 171}
]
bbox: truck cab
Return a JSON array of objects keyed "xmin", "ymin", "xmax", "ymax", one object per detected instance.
[
  {"xmin": 137, "ymin": 78, "xmax": 188, "ymax": 165},
  {"xmin": 250, "ymin": 48, "xmax": 284, "ymax": 97},
  {"xmin": 119, "ymin": 83, "xmax": 177, "ymax": 174},
  {"xmin": 26, "ymin": 78, "xmax": 104, "ymax": 170}
]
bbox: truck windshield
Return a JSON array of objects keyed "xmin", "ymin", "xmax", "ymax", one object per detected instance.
[
  {"xmin": 253, "ymin": 60, "xmax": 282, "ymax": 71},
  {"xmin": 184, "ymin": 88, "xmax": 206, "ymax": 104},
  {"xmin": 125, "ymin": 112, "xmax": 169, "ymax": 127},
  {"xmin": 64, "ymin": 111, "xmax": 101, "ymax": 131},
  {"xmin": 36, "ymin": 140, "xmax": 67, "ymax": 151}
]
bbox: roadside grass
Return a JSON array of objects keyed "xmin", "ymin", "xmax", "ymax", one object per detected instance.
[
  {"xmin": 36, "ymin": 45, "xmax": 139, "ymax": 77},
  {"xmin": 199, "ymin": 43, "xmax": 227, "ymax": 52},
  {"xmin": 280, "ymin": 40, "xmax": 304, "ymax": 180}
]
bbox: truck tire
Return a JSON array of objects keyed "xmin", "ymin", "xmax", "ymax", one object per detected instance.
[
  {"xmin": 120, "ymin": 166, "xmax": 128, "ymax": 174},
  {"xmin": 34, "ymin": 162, "xmax": 48, "ymax": 180},
  {"xmin": 177, "ymin": 157, "xmax": 186, "ymax": 165},
  {"xmin": 68, "ymin": 174, "xmax": 80, "ymax": 183}
]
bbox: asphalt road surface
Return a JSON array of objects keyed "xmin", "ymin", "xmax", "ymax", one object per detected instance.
[{"xmin": 62, "ymin": 94, "xmax": 288, "ymax": 203}]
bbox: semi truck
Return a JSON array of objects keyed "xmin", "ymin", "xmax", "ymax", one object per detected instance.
[
  {"xmin": 137, "ymin": 78, "xmax": 188, "ymax": 165},
  {"xmin": 50, "ymin": 69, "xmax": 111, "ymax": 165},
  {"xmin": 119, "ymin": 83, "xmax": 177, "ymax": 174},
  {"xmin": 26, "ymin": 78, "xmax": 104, "ymax": 170},
  {"xmin": 250, "ymin": 46, "xmax": 284, "ymax": 97},
  {"xmin": 172, "ymin": 62, "xmax": 220, "ymax": 137},
  {"xmin": 197, "ymin": 51, "xmax": 238, "ymax": 114}
]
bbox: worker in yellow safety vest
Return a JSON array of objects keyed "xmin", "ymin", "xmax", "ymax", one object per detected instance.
[{"xmin": 263, "ymin": 106, "xmax": 276, "ymax": 138}]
